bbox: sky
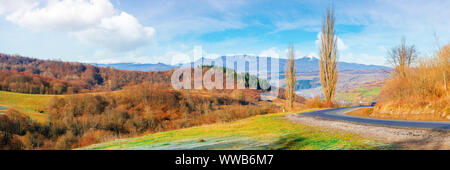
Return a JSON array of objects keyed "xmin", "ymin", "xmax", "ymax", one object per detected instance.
[{"xmin": 0, "ymin": 0, "xmax": 449, "ymax": 66}]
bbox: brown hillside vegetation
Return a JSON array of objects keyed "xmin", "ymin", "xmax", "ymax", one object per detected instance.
[
  {"xmin": 0, "ymin": 54, "xmax": 171, "ymax": 94},
  {"xmin": 0, "ymin": 55, "xmax": 308, "ymax": 149},
  {"xmin": 0, "ymin": 82, "xmax": 286, "ymax": 150},
  {"xmin": 374, "ymin": 44, "xmax": 450, "ymax": 121}
]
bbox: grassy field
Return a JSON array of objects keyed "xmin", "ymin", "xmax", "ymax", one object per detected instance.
[
  {"xmin": 82, "ymin": 109, "xmax": 393, "ymax": 150},
  {"xmin": 0, "ymin": 91, "xmax": 56, "ymax": 122},
  {"xmin": 0, "ymin": 91, "xmax": 120, "ymax": 123},
  {"xmin": 336, "ymin": 86, "xmax": 382, "ymax": 104}
]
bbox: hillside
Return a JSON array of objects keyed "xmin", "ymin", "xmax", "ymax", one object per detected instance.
[
  {"xmin": 335, "ymin": 81, "xmax": 384, "ymax": 105},
  {"xmin": 373, "ymin": 44, "xmax": 450, "ymax": 121},
  {"xmin": 0, "ymin": 83, "xmax": 293, "ymax": 150},
  {"xmin": 0, "ymin": 53, "xmax": 172, "ymax": 94},
  {"xmin": 0, "ymin": 91, "xmax": 54, "ymax": 122},
  {"xmin": 0, "ymin": 54, "xmax": 307, "ymax": 149},
  {"xmin": 81, "ymin": 109, "xmax": 392, "ymax": 150},
  {"xmin": 95, "ymin": 56, "xmax": 391, "ymax": 97}
]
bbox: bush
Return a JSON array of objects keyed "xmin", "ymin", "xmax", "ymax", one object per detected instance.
[
  {"xmin": 304, "ymin": 96, "xmax": 337, "ymax": 108},
  {"xmin": 0, "ymin": 83, "xmax": 276, "ymax": 149},
  {"xmin": 376, "ymin": 44, "xmax": 450, "ymax": 120}
]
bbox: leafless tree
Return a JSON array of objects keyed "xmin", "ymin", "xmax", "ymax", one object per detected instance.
[
  {"xmin": 438, "ymin": 45, "xmax": 449, "ymax": 90},
  {"xmin": 285, "ymin": 45, "xmax": 296, "ymax": 110},
  {"xmin": 386, "ymin": 38, "xmax": 417, "ymax": 77},
  {"xmin": 433, "ymin": 34, "xmax": 449, "ymax": 91},
  {"xmin": 319, "ymin": 7, "xmax": 339, "ymax": 104}
]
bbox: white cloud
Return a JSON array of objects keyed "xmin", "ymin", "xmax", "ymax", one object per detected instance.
[
  {"xmin": 336, "ymin": 0, "xmax": 450, "ymax": 56},
  {"xmin": 167, "ymin": 51, "xmax": 191, "ymax": 65},
  {"xmin": 259, "ymin": 47, "xmax": 280, "ymax": 58},
  {"xmin": 338, "ymin": 0, "xmax": 450, "ymax": 32},
  {"xmin": 337, "ymin": 38, "xmax": 348, "ymax": 51},
  {"xmin": 6, "ymin": 0, "xmax": 115, "ymax": 31},
  {"xmin": 165, "ymin": 46, "xmax": 223, "ymax": 65},
  {"xmin": 315, "ymin": 32, "xmax": 348, "ymax": 51},
  {"xmin": 3, "ymin": 0, "xmax": 155, "ymax": 50},
  {"xmin": 0, "ymin": 0, "xmax": 38, "ymax": 15},
  {"xmin": 71, "ymin": 12, "xmax": 155, "ymax": 49},
  {"xmin": 306, "ymin": 52, "xmax": 318, "ymax": 59},
  {"xmin": 78, "ymin": 48, "xmax": 155, "ymax": 64},
  {"xmin": 154, "ymin": 16, "xmax": 246, "ymax": 41},
  {"xmin": 138, "ymin": 0, "xmax": 248, "ymax": 41},
  {"xmin": 340, "ymin": 52, "xmax": 387, "ymax": 66}
]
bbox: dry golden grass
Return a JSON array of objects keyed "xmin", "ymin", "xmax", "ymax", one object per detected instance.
[
  {"xmin": 304, "ymin": 96, "xmax": 338, "ymax": 108},
  {"xmin": 347, "ymin": 108, "xmax": 374, "ymax": 117},
  {"xmin": 375, "ymin": 44, "xmax": 450, "ymax": 121},
  {"xmin": 349, "ymin": 107, "xmax": 450, "ymax": 121}
]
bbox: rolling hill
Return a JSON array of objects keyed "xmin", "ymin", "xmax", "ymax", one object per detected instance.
[
  {"xmin": 81, "ymin": 109, "xmax": 392, "ymax": 150},
  {"xmin": 93, "ymin": 55, "xmax": 391, "ymax": 98}
]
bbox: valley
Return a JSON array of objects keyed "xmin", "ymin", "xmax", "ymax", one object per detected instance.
[{"xmin": 96, "ymin": 55, "xmax": 391, "ymax": 100}]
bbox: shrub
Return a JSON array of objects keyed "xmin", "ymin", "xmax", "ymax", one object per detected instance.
[
  {"xmin": 376, "ymin": 44, "xmax": 450, "ymax": 119},
  {"xmin": 0, "ymin": 82, "xmax": 276, "ymax": 149}
]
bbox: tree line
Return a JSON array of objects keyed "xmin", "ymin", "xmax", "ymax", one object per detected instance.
[
  {"xmin": 0, "ymin": 83, "xmax": 278, "ymax": 150},
  {"xmin": 0, "ymin": 54, "xmax": 172, "ymax": 94}
]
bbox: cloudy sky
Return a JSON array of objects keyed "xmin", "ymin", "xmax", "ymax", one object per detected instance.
[{"xmin": 0, "ymin": 0, "xmax": 449, "ymax": 66}]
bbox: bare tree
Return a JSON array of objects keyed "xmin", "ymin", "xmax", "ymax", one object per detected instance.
[
  {"xmin": 434, "ymin": 34, "xmax": 449, "ymax": 91},
  {"xmin": 319, "ymin": 7, "xmax": 339, "ymax": 105},
  {"xmin": 285, "ymin": 45, "xmax": 296, "ymax": 110},
  {"xmin": 438, "ymin": 45, "xmax": 449, "ymax": 90},
  {"xmin": 386, "ymin": 38, "xmax": 417, "ymax": 77}
]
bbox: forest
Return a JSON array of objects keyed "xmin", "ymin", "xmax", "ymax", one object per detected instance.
[
  {"xmin": 0, "ymin": 53, "xmax": 307, "ymax": 149},
  {"xmin": 0, "ymin": 82, "xmax": 284, "ymax": 149},
  {"xmin": 0, "ymin": 53, "xmax": 171, "ymax": 94}
]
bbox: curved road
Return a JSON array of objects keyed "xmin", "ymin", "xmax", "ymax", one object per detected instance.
[{"xmin": 297, "ymin": 106, "xmax": 450, "ymax": 129}]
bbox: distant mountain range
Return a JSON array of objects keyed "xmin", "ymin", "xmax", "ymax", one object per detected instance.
[
  {"xmin": 91, "ymin": 55, "xmax": 390, "ymax": 97},
  {"xmin": 92, "ymin": 62, "xmax": 177, "ymax": 71},
  {"xmin": 93, "ymin": 55, "xmax": 391, "ymax": 73}
]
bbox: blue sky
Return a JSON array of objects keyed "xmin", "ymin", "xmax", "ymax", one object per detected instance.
[{"xmin": 0, "ymin": 0, "xmax": 449, "ymax": 66}]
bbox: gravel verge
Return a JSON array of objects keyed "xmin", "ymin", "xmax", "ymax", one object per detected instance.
[{"xmin": 285, "ymin": 113, "xmax": 450, "ymax": 150}]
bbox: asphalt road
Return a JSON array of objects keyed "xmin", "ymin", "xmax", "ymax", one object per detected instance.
[{"xmin": 298, "ymin": 106, "xmax": 450, "ymax": 129}]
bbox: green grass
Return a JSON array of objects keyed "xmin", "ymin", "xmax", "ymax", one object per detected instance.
[
  {"xmin": 336, "ymin": 87, "xmax": 382, "ymax": 103},
  {"xmin": 0, "ymin": 91, "xmax": 56, "ymax": 122},
  {"xmin": 82, "ymin": 109, "xmax": 393, "ymax": 150},
  {"xmin": 360, "ymin": 87, "xmax": 381, "ymax": 96}
]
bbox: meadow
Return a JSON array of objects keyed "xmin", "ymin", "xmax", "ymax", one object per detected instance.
[
  {"xmin": 82, "ymin": 109, "xmax": 392, "ymax": 150},
  {"xmin": 335, "ymin": 82, "xmax": 383, "ymax": 105},
  {"xmin": 0, "ymin": 91, "xmax": 55, "ymax": 122},
  {"xmin": 0, "ymin": 82, "xmax": 284, "ymax": 150}
]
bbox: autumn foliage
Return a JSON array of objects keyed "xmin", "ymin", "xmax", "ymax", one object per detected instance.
[
  {"xmin": 0, "ymin": 53, "xmax": 310, "ymax": 149},
  {"xmin": 0, "ymin": 82, "xmax": 281, "ymax": 149},
  {"xmin": 376, "ymin": 44, "xmax": 450, "ymax": 120},
  {"xmin": 0, "ymin": 53, "xmax": 171, "ymax": 94}
]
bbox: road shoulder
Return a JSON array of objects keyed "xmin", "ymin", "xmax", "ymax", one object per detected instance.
[{"xmin": 285, "ymin": 113, "xmax": 450, "ymax": 150}]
